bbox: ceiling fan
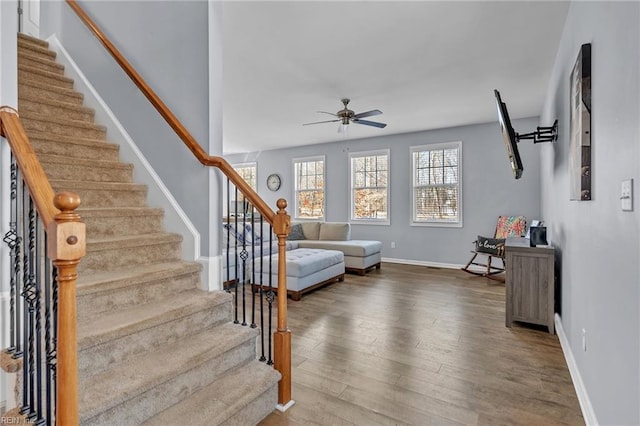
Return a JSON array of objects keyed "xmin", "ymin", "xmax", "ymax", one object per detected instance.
[{"xmin": 303, "ymin": 98, "xmax": 387, "ymax": 132}]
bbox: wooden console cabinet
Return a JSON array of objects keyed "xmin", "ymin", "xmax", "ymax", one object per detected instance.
[{"xmin": 505, "ymin": 238, "xmax": 555, "ymax": 334}]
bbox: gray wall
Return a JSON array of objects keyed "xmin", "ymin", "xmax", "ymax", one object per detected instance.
[
  {"xmin": 227, "ymin": 117, "xmax": 542, "ymax": 266},
  {"xmin": 539, "ymin": 2, "xmax": 639, "ymax": 424},
  {"xmin": 39, "ymin": 1, "xmax": 213, "ymax": 255}
]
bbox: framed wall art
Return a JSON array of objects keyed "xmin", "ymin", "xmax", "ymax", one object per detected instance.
[{"xmin": 569, "ymin": 43, "xmax": 592, "ymax": 200}]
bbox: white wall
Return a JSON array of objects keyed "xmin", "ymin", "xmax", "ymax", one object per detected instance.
[
  {"xmin": 226, "ymin": 117, "xmax": 543, "ymax": 267},
  {"xmin": 39, "ymin": 0, "xmax": 214, "ymax": 256},
  {"xmin": 540, "ymin": 2, "xmax": 640, "ymax": 424}
]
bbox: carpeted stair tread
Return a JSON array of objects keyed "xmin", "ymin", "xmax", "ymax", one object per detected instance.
[
  {"xmin": 28, "ymin": 131, "xmax": 119, "ymax": 158},
  {"xmin": 19, "ymin": 79, "xmax": 84, "ymax": 104},
  {"xmin": 77, "ymin": 260, "xmax": 200, "ymax": 294},
  {"xmin": 78, "ymin": 206, "xmax": 164, "ymax": 219},
  {"xmin": 76, "ymin": 261, "xmax": 201, "ymax": 321},
  {"xmin": 39, "ymin": 154, "xmax": 133, "ymax": 183},
  {"xmin": 78, "ymin": 322, "xmax": 255, "ymax": 423},
  {"xmin": 50, "ymin": 179, "xmax": 148, "ymax": 208},
  {"xmin": 21, "ymin": 111, "xmax": 106, "ymax": 134},
  {"xmin": 78, "ymin": 289, "xmax": 231, "ymax": 350},
  {"xmin": 19, "ymin": 92, "xmax": 94, "ymax": 121},
  {"xmin": 17, "ymin": 38, "xmax": 55, "ymax": 59},
  {"xmin": 18, "ymin": 51, "xmax": 65, "ymax": 74},
  {"xmin": 77, "ymin": 206, "xmax": 164, "ymax": 238},
  {"xmin": 38, "ymin": 154, "xmax": 131, "ymax": 171},
  {"xmin": 145, "ymin": 360, "xmax": 280, "ymax": 426},
  {"xmin": 49, "ymin": 179, "xmax": 146, "ymax": 193},
  {"xmin": 17, "ymin": 33, "xmax": 49, "ymax": 47},
  {"xmin": 18, "ymin": 64, "xmax": 75, "ymax": 89},
  {"xmin": 86, "ymin": 232, "xmax": 181, "ymax": 250}
]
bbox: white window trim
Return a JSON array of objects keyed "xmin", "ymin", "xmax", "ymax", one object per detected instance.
[
  {"xmin": 349, "ymin": 149, "xmax": 390, "ymax": 225},
  {"xmin": 292, "ymin": 155, "xmax": 326, "ymax": 221},
  {"xmin": 410, "ymin": 141, "xmax": 463, "ymax": 228}
]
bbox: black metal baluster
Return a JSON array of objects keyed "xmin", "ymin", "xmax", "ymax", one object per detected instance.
[
  {"xmin": 19, "ymin": 182, "xmax": 30, "ymax": 415},
  {"xmin": 44, "ymin": 232, "xmax": 54, "ymax": 425},
  {"xmin": 21, "ymin": 194, "xmax": 37, "ymax": 419},
  {"xmin": 34, "ymin": 218, "xmax": 45, "ymax": 425},
  {"xmin": 266, "ymin": 229, "xmax": 274, "ymax": 365},
  {"xmin": 225, "ymin": 178, "xmax": 231, "ymax": 292},
  {"xmin": 233, "ymin": 186, "xmax": 239, "ymax": 324},
  {"xmin": 250, "ymin": 209, "xmax": 257, "ymax": 329},
  {"xmin": 3, "ymin": 158, "xmax": 20, "ymax": 355},
  {"xmin": 49, "ymin": 266, "xmax": 58, "ymax": 423},
  {"xmin": 258, "ymin": 220, "xmax": 266, "ymax": 362},
  {"xmin": 240, "ymin": 206, "xmax": 248, "ymax": 326}
]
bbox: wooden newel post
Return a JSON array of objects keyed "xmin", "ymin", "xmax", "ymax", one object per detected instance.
[
  {"xmin": 272, "ymin": 198, "xmax": 294, "ymax": 410},
  {"xmin": 47, "ymin": 192, "xmax": 86, "ymax": 426}
]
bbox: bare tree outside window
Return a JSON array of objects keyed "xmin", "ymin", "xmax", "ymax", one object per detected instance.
[
  {"xmin": 412, "ymin": 143, "xmax": 461, "ymax": 225},
  {"xmin": 350, "ymin": 150, "xmax": 389, "ymax": 222},
  {"xmin": 294, "ymin": 157, "xmax": 325, "ymax": 219}
]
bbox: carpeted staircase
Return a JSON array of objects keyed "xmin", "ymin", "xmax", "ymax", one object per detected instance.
[{"xmin": 15, "ymin": 32, "xmax": 279, "ymax": 425}]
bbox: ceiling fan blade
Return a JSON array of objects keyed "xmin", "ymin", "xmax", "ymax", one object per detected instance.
[
  {"xmin": 302, "ymin": 119, "xmax": 340, "ymax": 126},
  {"xmin": 353, "ymin": 109, "xmax": 382, "ymax": 119},
  {"xmin": 353, "ymin": 119, "xmax": 387, "ymax": 128},
  {"xmin": 317, "ymin": 111, "xmax": 338, "ymax": 117}
]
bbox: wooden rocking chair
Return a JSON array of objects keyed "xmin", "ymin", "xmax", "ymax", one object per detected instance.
[{"xmin": 462, "ymin": 215, "xmax": 527, "ymax": 279}]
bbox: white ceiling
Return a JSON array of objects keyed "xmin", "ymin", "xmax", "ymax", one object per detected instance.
[{"xmin": 222, "ymin": 1, "xmax": 570, "ymax": 154}]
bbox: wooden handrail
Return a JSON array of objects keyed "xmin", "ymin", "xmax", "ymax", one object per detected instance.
[
  {"xmin": 0, "ymin": 107, "xmax": 59, "ymax": 226},
  {"xmin": 65, "ymin": 0, "xmax": 276, "ymax": 224}
]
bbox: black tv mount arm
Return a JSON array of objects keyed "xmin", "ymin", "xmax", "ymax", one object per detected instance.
[{"xmin": 516, "ymin": 119, "xmax": 558, "ymax": 144}]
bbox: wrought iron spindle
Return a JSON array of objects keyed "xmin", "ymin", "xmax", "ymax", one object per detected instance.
[
  {"xmin": 225, "ymin": 179, "xmax": 231, "ymax": 292},
  {"xmin": 266, "ymin": 229, "xmax": 274, "ymax": 365},
  {"xmin": 233, "ymin": 186, "xmax": 239, "ymax": 324},
  {"xmin": 240, "ymin": 206, "xmax": 248, "ymax": 327},
  {"xmin": 3, "ymin": 157, "xmax": 21, "ymax": 355},
  {"xmin": 44, "ymin": 232, "xmax": 55, "ymax": 425},
  {"xmin": 250, "ymin": 209, "xmax": 257, "ymax": 329},
  {"xmin": 34, "ymin": 218, "xmax": 45, "ymax": 425},
  {"xmin": 49, "ymin": 266, "xmax": 58, "ymax": 419},
  {"xmin": 258, "ymin": 220, "xmax": 266, "ymax": 362},
  {"xmin": 21, "ymin": 194, "xmax": 37, "ymax": 418}
]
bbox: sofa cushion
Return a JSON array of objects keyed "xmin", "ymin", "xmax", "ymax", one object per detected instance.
[
  {"xmin": 299, "ymin": 222, "xmax": 321, "ymax": 240},
  {"xmin": 319, "ymin": 222, "xmax": 351, "ymax": 241},
  {"xmin": 287, "ymin": 223, "xmax": 306, "ymax": 240},
  {"xmin": 257, "ymin": 248, "xmax": 344, "ymax": 277},
  {"xmin": 297, "ymin": 240, "xmax": 381, "ymax": 257}
]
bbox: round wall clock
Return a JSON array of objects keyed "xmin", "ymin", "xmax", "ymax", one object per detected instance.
[{"xmin": 266, "ymin": 173, "xmax": 282, "ymax": 191}]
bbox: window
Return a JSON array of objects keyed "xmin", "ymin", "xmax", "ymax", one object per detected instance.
[
  {"xmin": 349, "ymin": 150, "xmax": 389, "ymax": 224},
  {"xmin": 233, "ymin": 162, "xmax": 257, "ymax": 191},
  {"xmin": 293, "ymin": 156, "xmax": 325, "ymax": 220},
  {"xmin": 229, "ymin": 162, "xmax": 256, "ymax": 215},
  {"xmin": 411, "ymin": 142, "xmax": 462, "ymax": 227}
]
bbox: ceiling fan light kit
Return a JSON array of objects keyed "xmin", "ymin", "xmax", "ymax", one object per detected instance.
[{"xmin": 303, "ymin": 98, "xmax": 387, "ymax": 130}]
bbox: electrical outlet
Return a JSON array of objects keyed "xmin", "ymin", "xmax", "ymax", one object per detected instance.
[
  {"xmin": 582, "ymin": 328, "xmax": 587, "ymax": 352},
  {"xmin": 390, "ymin": 241, "xmax": 396, "ymax": 248}
]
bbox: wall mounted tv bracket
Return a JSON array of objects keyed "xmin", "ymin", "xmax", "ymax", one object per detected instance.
[{"xmin": 516, "ymin": 120, "xmax": 558, "ymax": 144}]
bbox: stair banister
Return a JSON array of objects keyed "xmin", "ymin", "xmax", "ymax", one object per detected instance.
[
  {"xmin": 65, "ymin": 0, "xmax": 293, "ymax": 409},
  {"xmin": 1, "ymin": 106, "xmax": 86, "ymax": 425}
]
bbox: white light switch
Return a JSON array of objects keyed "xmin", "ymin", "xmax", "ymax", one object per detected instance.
[{"xmin": 621, "ymin": 179, "xmax": 633, "ymax": 211}]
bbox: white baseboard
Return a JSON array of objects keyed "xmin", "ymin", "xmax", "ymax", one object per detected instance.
[
  {"xmin": 275, "ymin": 399, "xmax": 295, "ymax": 412},
  {"xmin": 45, "ymin": 35, "xmax": 200, "ymax": 262},
  {"xmin": 555, "ymin": 313, "xmax": 599, "ymax": 426},
  {"xmin": 381, "ymin": 257, "xmax": 465, "ymax": 270},
  {"xmin": 198, "ymin": 255, "xmax": 223, "ymax": 291}
]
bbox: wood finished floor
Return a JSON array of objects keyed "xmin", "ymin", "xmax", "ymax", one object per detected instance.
[{"xmin": 258, "ymin": 262, "xmax": 584, "ymax": 426}]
